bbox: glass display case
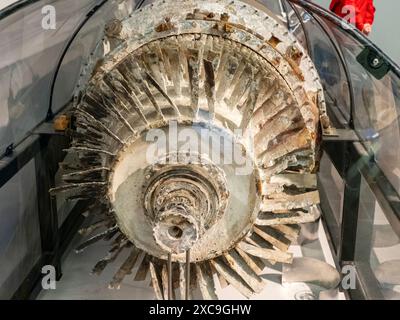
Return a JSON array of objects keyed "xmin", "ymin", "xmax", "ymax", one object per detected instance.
[
  {"xmin": 286, "ymin": 0, "xmax": 400, "ymax": 300},
  {"xmin": 0, "ymin": 0, "xmax": 399, "ymax": 300}
]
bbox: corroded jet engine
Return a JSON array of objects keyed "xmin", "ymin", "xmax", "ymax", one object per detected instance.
[{"xmin": 52, "ymin": 0, "xmax": 331, "ymax": 299}]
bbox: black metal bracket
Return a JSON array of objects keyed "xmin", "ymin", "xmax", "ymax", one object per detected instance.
[
  {"xmin": 0, "ymin": 135, "xmax": 41, "ymax": 189},
  {"xmin": 357, "ymin": 46, "xmax": 391, "ymax": 80},
  {"xmin": 323, "ymin": 128, "xmax": 360, "ymax": 143},
  {"xmin": 32, "ymin": 122, "xmax": 66, "ymax": 136}
]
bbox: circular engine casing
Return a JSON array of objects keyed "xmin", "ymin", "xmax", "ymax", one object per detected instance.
[{"xmin": 52, "ymin": 0, "xmax": 328, "ymax": 299}]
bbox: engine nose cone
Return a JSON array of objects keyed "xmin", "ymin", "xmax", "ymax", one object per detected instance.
[{"xmin": 153, "ymin": 209, "xmax": 199, "ymax": 253}]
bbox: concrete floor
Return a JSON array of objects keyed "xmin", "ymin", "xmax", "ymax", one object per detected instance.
[{"xmin": 37, "ymin": 217, "xmax": 346, "ymax": 300}]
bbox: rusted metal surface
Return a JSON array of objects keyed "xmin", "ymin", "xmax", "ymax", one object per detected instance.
[{"xmin": 50, "ymin": 0, "xmax": 329, "ymax": 299}]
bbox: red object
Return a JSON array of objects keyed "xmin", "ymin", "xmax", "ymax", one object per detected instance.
[{"xmin": 329, "ymin": 0, "xmax": 376, "ymax": 31}]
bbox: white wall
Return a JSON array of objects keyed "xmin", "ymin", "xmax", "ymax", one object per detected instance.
[
  {"xmin": 0, "ymin": 0, "xmax": 17, "ymax": 11},
  {"xmin": 313, "ymin": 0, "xmax": 400, "ymax": 64},
  {"xmin": 1, "ymin": 0, "xmax": 398, "ymax": 64}
]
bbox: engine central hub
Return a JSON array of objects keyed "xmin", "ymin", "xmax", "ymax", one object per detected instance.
[
  {"xmin": 109, "ymin": 123, "xmax": 260, "ymax": 262},
  {"xmin": 153, "ymin": 207, "xmax": 199, "ymax": 253},
  {"xmin": 143, "ymin": 153, "xmax": 229, "ymax": 253}
]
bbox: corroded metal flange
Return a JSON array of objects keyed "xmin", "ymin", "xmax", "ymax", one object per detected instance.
[{"xmin": 108, "ymin": 123, "xmax": 259, "ymax": 262}]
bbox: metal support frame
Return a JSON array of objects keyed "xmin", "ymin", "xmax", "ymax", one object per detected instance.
[
  {"xmin": 0, "ymin": 121, "xmax": 87, "ymax": 300},
  {"xmin": 34, "ymin": 135, "xmax": 64, "ymax": 283},
  {"xmin": 321, "ymin": 132, "xmax": 400, "ymax": 300}
]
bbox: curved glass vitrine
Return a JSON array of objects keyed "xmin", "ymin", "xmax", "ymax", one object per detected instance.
[{"xmin": 285, "ymin": 0, "xmax": 400, "ymax": 300}]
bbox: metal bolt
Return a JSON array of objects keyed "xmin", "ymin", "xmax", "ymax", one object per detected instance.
[
  {"xmin": 372, "ymin": 58, "xmax": 380, "ymax": 67},
  {"xmin": 295, "ymin": 291, "xmax": 316, "ymax": 300}
]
